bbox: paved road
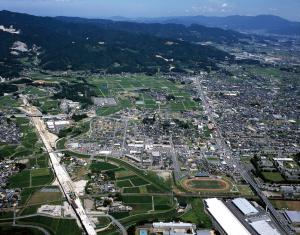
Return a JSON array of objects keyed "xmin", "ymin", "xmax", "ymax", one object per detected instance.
[
  {"xmin": 169, "ymin": 135, "xmax": 182, "ymax": 180},
  {"xmin": 21, "ymin": 97, "xmax": 97, "ymax": 235},
  {"xmin": 13, "ymin": 211, "xmax": 51, "ymax": 235},
  {"xmin": 87, "ymin": 212, "xmax": 128, "ymax": 235}
]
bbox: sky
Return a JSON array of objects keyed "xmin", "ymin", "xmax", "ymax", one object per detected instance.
[{"xmin": 1, "ymin": 0, "xmax": 300, "ymax": 21}]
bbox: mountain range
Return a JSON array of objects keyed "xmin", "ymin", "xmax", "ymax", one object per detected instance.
[
  {"xmin": 0, "ymin": 11, "xmax": 245, "ymax": 78},
  {"xmin": 123, "ymin": 15, "xmax": 300, "ymax": 36}
]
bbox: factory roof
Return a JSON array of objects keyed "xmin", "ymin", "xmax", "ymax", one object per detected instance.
[
  {"xmin": 205, "ymin": 198, "xmax": 251, "ymax": 235},
  {"xmin": 285, "ymin": 211, "xmax": 300, "ymax": 223},
  {"xmin": 232, "ymin": 198, "xmax": 259, "ymax": 216},
  {"xmin": 153, "ymin": 222, "xmax": 194, "ymax": 229},
  {"xmin": 249, "ymin": 220, "xmax": 281, "ymax": 235}
]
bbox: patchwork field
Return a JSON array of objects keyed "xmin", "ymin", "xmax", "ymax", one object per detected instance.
[
  {"xmin": 89, "ymin": 75, "xmax": 200, "ymax": 116},
  {"xmin": 90, "ymin": 160, "xmax": 166, "ymax": 194}
]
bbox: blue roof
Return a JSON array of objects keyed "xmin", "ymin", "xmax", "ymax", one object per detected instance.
[
  {"xmin": 140, "ymin": 230, "xmax": 148, "ymax": 235},
  {"xmin": 285, "ymin": 211, "xmax": 300, "ymax": 223}
]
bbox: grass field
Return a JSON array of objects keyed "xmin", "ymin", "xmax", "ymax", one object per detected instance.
[
  {"xmin": 261, "ymin": 172, "xmax": 285, "ymax": 182},
  {"xmin": 237, "ymin": 185, "xmax": 254, "ymax": 196},
  {"xmin": 8, "ymin": 170, "xmax": 30, "ymax": 188},
  {"xmin": 116, "ymin": 180, "xmax": 133, "ymax": 188},
  {"xmin": 129, "ymin": 177, "xmax": 149, "ymax": 186},
  {"xmin": 180, "ymin": 199, "xmax": 212, "ymax": 228},
  {"xmin": 38, "ymin": 98, "xmax": 60, "ymax": 114},
  {"xmin": 187, "ymin": 180, "xmax": 225, "ymax": 189},
  {"xmin": 115, "ymin": 170, "xmax": 136, "ymax": 179},
  {"xmin": 90, "ymin": 162, "xmax": 119, "ymax": 172},
  {"xmin": 31, "ymin": 168, "xmax": 54, "ymax": 186},
  {"xmin": 0, "ymin": 225, "xmax": 43, "ymax": 235},
  {"xmin": 271, "ymin": 200, "xmax": 300, "ymax": 210},
  {"xmin": 27, "ymin": 191, "xmax": 62, "ymax": 205},
  {"xmin": 123, "ymin": 187, "xmax": 140, "ymax": 193},
  {"xmin": 18, "ymin": 216, "xmax": 82, "ymax": 235},
  {"xmin": 0, "ymin": 96, "xmax": 20, "ymax": 109},
  {"xmin": 17, "ymin": 187, "xmax": 62, "ymax": 216}
]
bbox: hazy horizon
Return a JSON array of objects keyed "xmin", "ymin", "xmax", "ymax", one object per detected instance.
[{"xmin": 0, "ymin": 0, "xmax": 300, "ymax": 22}]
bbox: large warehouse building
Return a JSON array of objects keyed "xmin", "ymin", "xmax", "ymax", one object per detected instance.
[
  {"xmin": 232, "ymin": 198, "xmax": 259, "ymax": 216},
  {"xmin": 249, "ymin": 219, "xmax": 281, "ymax": 235},
  {"xmin": 204, "ymin": 198, "xmax": 251, "ymax": 235}
]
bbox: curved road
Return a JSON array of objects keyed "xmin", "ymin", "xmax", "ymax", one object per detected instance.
[{"xmin": 87, "ymin": 213, "xmax": 128, "ymax": 235}]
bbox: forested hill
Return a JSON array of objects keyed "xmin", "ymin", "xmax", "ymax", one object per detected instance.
[
  {"xmin": 56, "ymin": 16, "xmax": 250, "ymax": 45},
  {"xmin": 0, "ymin": 11, "xmax": 234, "ymax": 78}
]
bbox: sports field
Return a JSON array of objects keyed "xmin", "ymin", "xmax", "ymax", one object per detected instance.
[{"xmin": 182, "ymin": 177, "xmax": 230, "ymax": 192}]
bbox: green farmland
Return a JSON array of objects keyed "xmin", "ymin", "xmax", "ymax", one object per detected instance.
[{"xmin": 89, "ymin": 75, "xmax": 200, "ymax": 116}]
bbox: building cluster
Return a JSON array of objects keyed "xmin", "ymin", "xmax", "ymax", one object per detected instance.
[
  {"xmin": 0, "ymin": 114, "xmax": 21, "ymax": 144},
  {"xmin": 86, "ymin": 173, "xmax": 119, "ymax": 194},
  {"xmin": 60, "ymin": 99, "xmax": 81, "ymax": 114},
  {"xmin": 95, "ymin": 196, "xmax": 132, "ymax": 213},
  {"xmin": 91, "ymin": 97, "xmax": 117, "ymax": 107},
  {"xmin": 45, "ymin": 118, "xmax": 71, "ymax": 134},
  {"xmin": 0, "ymin": 159, "xmax": 21, "ymax": 188},
  {"xmin": 67, "ymin": 109, "xmax": 224, "ymax": 179},
  {"xmin": 0, "ymin": 189, "xmax": 20, "ymax": 209},
  {"xmin": 137, "ymin": 222, "xmax": 201, "ymax": 235},
  {"xmin": 202, "ymin": 71, "xmax": 299, "ymax": 159},
  {"xmin": 257, "ymin": 156, "xmax": 300, "ymax": 181}
]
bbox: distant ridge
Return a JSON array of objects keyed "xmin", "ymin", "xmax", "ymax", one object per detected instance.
[{"xmin": 131, "ymin": 15, "xmax": 300, "ymax": 36}]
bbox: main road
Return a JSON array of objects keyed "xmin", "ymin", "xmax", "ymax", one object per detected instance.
[
  {"xmin": 21, "ymin": 96, "xmax": 97, "ymax": 235},
  {"xmin": 195, "ymin": 76, "xmax": 294, "ymax": 235}
]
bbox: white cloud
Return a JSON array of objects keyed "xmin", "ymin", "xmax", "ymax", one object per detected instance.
[{"xmin": 222, "ymin": 3, "xmax": 228, "ymax": 8}]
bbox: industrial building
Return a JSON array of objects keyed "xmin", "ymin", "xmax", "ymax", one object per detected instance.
[
  {"xmin": 284, "ymin": 210, "xmax": 300, "ymax": 226},
  {"xmin": 204, "ymin": 198, "xmax": 251, "ymax": 235},
  {"xmin": 137, "ymin": 222, "xmax": 197, "ymax": 235},
  {"xmin": 232, "ymin": 198, "xmax": 259, "ymax": 216},
  {"xmin": 249, "ymin": 219, "xmax": 281, "ymax": 235},
  {"xmin": 46, "ymin": 120, "xmax": 71, "ymax": 133},
  {"xmin": 152, "ymin": 222, "xmax": 196, "ymax": 235}
]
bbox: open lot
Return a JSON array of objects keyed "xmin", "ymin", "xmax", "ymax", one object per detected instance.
[{"xmin": 271, "ymin": 200, "xmax": 300, "ymax": 211}]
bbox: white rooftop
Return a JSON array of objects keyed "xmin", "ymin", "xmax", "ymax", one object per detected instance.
[
  {"xmin": 205, "ymin": 198, "xmax": 251, "ymax": 235},
  {"xmin": 285, "ymin": 211, "xmax": 300, "ymax": 223},
  {"xmin": 249, "ymin": 220, "xmax": 281, "ymax": 235},
  {"xmin": 232, "ymin": 198, "xmax": 259, "ymax": 216},
  {"xmin": 153, "ymin": 222, "xmax": 194, "ymax": 229}
]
